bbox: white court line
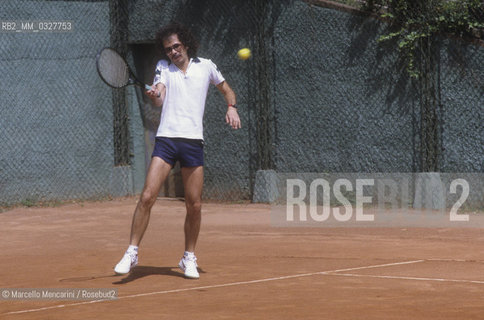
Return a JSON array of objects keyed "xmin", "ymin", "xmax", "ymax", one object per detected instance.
[
  {"xmin": 331, "ymin": 273, "xmax": 484, "ymax": 285},
  {"xmin": 323, "ymin": 260, "xmax": 425, "ymax": 274},
  {"xmin": 0, "ymin": 259, "xmax": 429, "ymax": 316},
  {"xmin": 426, "ymin": 258, "xmax": 469, "ymax": 262}
]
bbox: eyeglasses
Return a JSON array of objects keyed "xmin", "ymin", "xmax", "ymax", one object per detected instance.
[{"xmin": 164, "ymin": 43, "xmax": 182, "ymax": 54}]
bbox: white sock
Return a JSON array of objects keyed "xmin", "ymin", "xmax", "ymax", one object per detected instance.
[{"xmin": 127, "ymin": 245, "xmax": 138, "ymax": 254}]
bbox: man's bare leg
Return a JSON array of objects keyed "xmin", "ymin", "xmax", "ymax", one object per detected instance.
[
  {"xmin": 130, "ymin": 157, "xmax": 173, "ymax": 245},
  {"xmin": 178, "ymin": 165, "xmax": 203, "ymax": 279},
  {"xmin": 181, "ymin": 165, "xmax": 203, "ymax": 252},
  {"xmin": 114, "ymin": 157, "xmax": 172, "ymax": 274}
]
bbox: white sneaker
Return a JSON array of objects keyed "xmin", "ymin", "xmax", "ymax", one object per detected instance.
[
  {"xmin": 114, "ymin": 250, "xmax": 138, "ymax": 275},
  {"xmin": 178, "ymin": 255, "xmax": 199, "ymax": 279}
]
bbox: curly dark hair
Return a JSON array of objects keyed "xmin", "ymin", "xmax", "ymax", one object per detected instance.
[{"xmin": 155, "ymin": 22, "xmax": 199, "ymax": 61}]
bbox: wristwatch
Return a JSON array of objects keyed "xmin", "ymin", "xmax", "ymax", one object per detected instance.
[{"xmin": 228, "ymin": 104, "xmax": 237, "ymax": 108}]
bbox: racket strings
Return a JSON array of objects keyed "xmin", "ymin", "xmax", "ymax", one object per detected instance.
[{"xmin": 97, "ymin": 49, "xmax": 130, "ymax": 88}]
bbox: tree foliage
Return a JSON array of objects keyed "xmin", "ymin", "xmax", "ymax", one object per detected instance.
[{"xmin": 368, "ymin": 0, "xmax": 484, "ymax": 78}]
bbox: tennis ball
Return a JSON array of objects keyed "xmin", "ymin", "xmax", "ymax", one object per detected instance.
[{"xmin": 237, "ymin": 48, "xmax": 251, "ymax": 60}]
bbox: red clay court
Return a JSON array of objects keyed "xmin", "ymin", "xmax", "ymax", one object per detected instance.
[{"xmin": 1, "ymin": 197, "xmax": 484, "ymax": 319}]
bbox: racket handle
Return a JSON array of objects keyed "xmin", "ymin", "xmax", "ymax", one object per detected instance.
[{"xmin": 144, "ymin": 84, "xmax": 152, "ymax": 91}]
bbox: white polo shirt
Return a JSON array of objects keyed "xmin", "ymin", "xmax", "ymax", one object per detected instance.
[{"xmin": 153, "ymin": 57, "xmax": 225, "ymax": 140}]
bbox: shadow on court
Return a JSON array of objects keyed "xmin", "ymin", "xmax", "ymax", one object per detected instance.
[
  {"xmin": 58, "ymin": 265, "xmax": 207, "ymax": 285},
  {"xmin": 112, "ymin": 266, "xmax": 206, "ymax": 284}
]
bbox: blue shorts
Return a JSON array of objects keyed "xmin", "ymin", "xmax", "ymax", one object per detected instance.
[{"xmin": 152, "ymin": 137, "xmax": 204, "ymax": 167}]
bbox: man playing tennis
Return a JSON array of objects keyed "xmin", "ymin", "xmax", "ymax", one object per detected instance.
[{"xmin": 114, "ymin": 22, "xmax": 241, "ymax": 279}]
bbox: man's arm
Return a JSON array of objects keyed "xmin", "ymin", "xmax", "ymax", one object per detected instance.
[
  {"xmin": 216, "ymin": 81, "xmax": 241, "ymax": 129},
  {"xmin": 145, "ymin": 83, "xmax": 166, "ymax": 107}
]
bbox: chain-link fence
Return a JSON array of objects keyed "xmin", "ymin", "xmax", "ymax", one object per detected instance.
[
  {"xmin": 0, "ymin": 0, "xmax": 483, "ymax": 206},
  {"xmin": 0, "ymin": 0, "xmax": 114, "ymax": 206}
]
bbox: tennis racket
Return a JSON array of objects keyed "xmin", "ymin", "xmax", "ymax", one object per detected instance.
[{"xmin": 96, "ymin": 47, "xmax": 151, "ymax": 91}]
